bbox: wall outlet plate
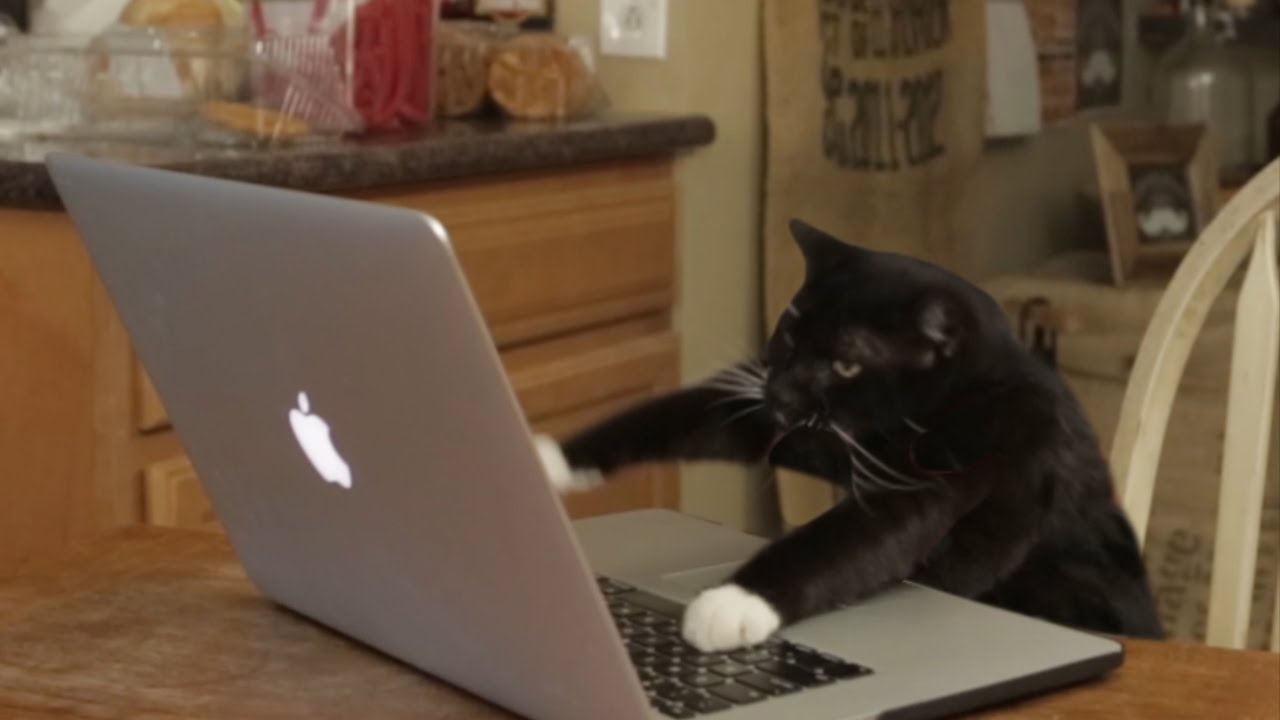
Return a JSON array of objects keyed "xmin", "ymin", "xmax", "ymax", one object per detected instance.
[{"xmin": 600, "ymin": 0, "xmax": 667, "ymax": 59}]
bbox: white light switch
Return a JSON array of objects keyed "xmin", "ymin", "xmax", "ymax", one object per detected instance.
[{"xmin": 600, "ymin": 0, "xmax": 667, "ymax": 59}]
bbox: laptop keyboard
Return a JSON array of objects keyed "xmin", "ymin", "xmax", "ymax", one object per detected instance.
[{"xmin": 596, "ymin": 576, "xmax": 872, "ymax": 718}]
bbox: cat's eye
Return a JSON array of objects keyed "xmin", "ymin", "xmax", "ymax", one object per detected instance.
[{"xmin": 832, "ymin": 360, "xmax": 862, "ymax": 379}]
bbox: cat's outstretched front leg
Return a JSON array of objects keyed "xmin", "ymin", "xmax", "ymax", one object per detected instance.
[
  {"xmin": 534, "ymin": 362, "xmax": 777, "ymax": 492},
  {"xmin": 683, "ymin": 482, "xmax": 987, "ymax": 652}
]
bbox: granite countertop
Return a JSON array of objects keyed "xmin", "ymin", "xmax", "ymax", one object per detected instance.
[{"xmin": 0, "ymin": 113, "xmax": 714, "ymax": 210}]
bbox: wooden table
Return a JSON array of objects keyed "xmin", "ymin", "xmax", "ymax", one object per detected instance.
[{"xmin": 1, "ymin": 530, "xmax": 1276, "ymax": 720}]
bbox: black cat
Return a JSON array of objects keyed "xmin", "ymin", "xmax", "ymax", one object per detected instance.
[{"xmin": 536, "ymin": 219, "xmax": 1163, "ymax": 652}]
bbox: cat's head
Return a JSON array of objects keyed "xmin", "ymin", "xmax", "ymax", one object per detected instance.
[{"xmin": 763, "ymin": 220, "xmax": 1009, "ymax": 435}]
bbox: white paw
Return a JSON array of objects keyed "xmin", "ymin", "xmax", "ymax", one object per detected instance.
[
  {"xmin": 682, "ymin": 584, "xmax": 781, "ymax": 652},
  {"xmin": 533, "ymin": 434, "xmax": 602, "ymax": 494}
]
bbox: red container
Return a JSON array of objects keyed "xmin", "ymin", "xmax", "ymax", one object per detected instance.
[
  {"xmin": 348, "ymin": 0, "xmax": 439, "ymax": 130},
  {"xmin": 250, "ymin": 0, "xmax": 440, "ymax": 134}
]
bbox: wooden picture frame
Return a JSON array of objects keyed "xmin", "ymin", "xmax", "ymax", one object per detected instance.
[{"xmin": 1090, "ymin": 122, "xmax": 1218, "ymax": 286}]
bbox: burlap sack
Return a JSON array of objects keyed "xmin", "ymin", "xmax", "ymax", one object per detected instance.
[{"xmin": 764, "ymin": 0, "xmax": 987, "ymax": 527}]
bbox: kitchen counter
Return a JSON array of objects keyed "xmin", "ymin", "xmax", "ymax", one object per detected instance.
[{"xmin": 0, "ymin": 113, "xmax": 714, "ymax": 209}]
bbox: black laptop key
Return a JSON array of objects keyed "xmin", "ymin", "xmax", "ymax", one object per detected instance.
[
  {"xmin": 635, "ymin": 652, "xmax": 664, "ymax": 668},
  {"xmin": 675, "ymin": 690, "xmax": 733, "ymax": 714},
  {"xmin": 655, "ymin": 640, "xmax": 696, "ymax": 659},
  {"xmin": 709, "ymin": 661, "xmax": 752, "ymax": 677},
  {"xmin": 634, "ymin": 633, "xmax": 664, "ymax": 648},
  {"xmin": 609, "ymin": 600, "xmax": 641, "ymax": 617},
  {"xmin": 629, "ymin": 650, "xmax": 656, "ymax": 666},
  {"xmin": 597, "ymin": 577, "xmax": 635, "ymax": 595},
  {"xmin": 654, "ymin": 619, "xmax": 681, "ymax": 635},
  {"xmin": 826, "ymin": 661, "xmax": 873, "ymax": 679},
  {"xmin": 627, "ymin": 642, "xmax": 659, "ymax": 663},
  {"xmin": 708, "ymin": 682, "xmax": 767, "ymax": 705},
  {"xmin": 653, "ymin": 699, "xmax": 696, "ymax": 719},
  {"xmin": 730, "ymin": 647, "xmax": 776, "ymax": 664},
  {"xmin": 656, "ymin": 658, "xmax": 686, "ymax": 676},
  {"xmin": 781, "ymin": 646, "xmax": 846, "ymax": 674},
  {"xmin": 624, "ymin": 622, "xmax": 655, "ymax": 638},
  {"xmin": 757, "ymin": 660, "xmax": 834, "ymax": 687},
  {"xmin": 682, "ymin": 670, "xmax": 727, "ymax": 688},
  {"xmin": 737, "ymin": 671, "xmax": 801, "ymax": 696},
  {"xmin": 651, "ymin": 679, "xmax": 688, "ymax": 702},
  {"xmin": 631, "ymin": 611, "xmax": 664, "ymax": 626},
  {"xmin": 686, "ymin": 652, "xmax": 727, "ymax": 667},
  {"xmin": 617, "ymin": 589, "xmax": 685, "ymax": 618}
]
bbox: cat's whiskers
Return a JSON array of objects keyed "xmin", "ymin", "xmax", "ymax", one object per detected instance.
[
  {"xmin": 703, "ymin": 360, "xmax": 769, "ymax": 416},
  {"xmin": 842, "ymin": 449, "xmax": 874, "ymax": 514},
  {"xmin": 708, "ymin": 376, "xmax": 758, "ymax": 392},
  {"xmin": 718, "ymin": 402, "xmax": 765, "ymax": 428},
  {"xmin": 707, "ymin": 391, "xmax": 765, "ymax": 409},
  {"xmin": 711, "ymin": 362, "xmax": 767, "ymax": 390},
  {"xmin": 841, "ymin": 437, "xmax": 912, "ymax": 494},
  {"xmin": 828, "ymin": 422, "xmax": 930, "ymax": 492},
  {"xmin": 704, "ymin": 379, "xmax": 764, "ymax": 395},
  {"xmin": 904, "ymin": 417, "xmax": 928, "ymax": 433},
  {"xmin": 704, "ymin": 380, "xmax": 764, "ymax": 399}
]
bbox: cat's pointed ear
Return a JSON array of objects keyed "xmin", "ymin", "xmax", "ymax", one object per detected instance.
[
  {"xmin": 788, "ymin": 219, "xmax": 862, "ymax": 276},
  {"xmin": 917, "ymin": 293, "xmax": 964, "ymax": 358}
]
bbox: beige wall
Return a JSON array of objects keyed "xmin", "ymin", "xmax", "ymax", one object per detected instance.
[{"xmin": 557, "ymin": 0, "xmax": 775, "ymax": 533}]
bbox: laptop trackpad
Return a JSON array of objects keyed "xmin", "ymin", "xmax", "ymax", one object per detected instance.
[{"xmin": 660, "ymin": 562, "xmax": 742, "ymax": 593}]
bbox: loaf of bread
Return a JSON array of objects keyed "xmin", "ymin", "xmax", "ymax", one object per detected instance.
[
  {"xmin": 487, "ymin": 33, "xmax": 595, "ymax": 120},
  {"xmin": 118, "ymin": 0, "xmax": 239, "ymax": 28},
  {"xmin": 107, "ymin": 0, "xmax": 246, "ymax": 104},
  {"xmin": 436, "ymin": 22, "xmax": 493, "ymax": 118}
]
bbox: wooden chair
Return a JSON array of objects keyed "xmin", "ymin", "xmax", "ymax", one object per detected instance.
[{"xmin": 1111, "ymin": 158, "xmax": 1280, "ymax": 651}]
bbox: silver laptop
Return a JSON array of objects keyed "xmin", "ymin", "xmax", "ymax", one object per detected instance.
[{"xmin": 48, "ymin": 154, "xmax": 1122, "ymax": 720}]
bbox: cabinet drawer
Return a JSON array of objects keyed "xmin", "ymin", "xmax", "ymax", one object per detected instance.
[
  {"xmin": 505, "ymin": 323, "xmax": 679, "ymax": 425},
  {"xmin": 364, "ymin": 160, "xmax": 677, "ymax": 347}
]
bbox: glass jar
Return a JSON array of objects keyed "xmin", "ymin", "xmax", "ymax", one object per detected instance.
[
  {"xmin": 1153, "ymin": 0, "xmax": 1256, "ymax": 175},
  {"xmin": 349, "ymin": 0, "xmax": 439, "ymax": 130},
  {"xmin": 251, "ymin": 0, "xmax": 439, "ymax": 134}
]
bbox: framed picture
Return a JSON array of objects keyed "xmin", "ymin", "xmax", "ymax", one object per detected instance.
[
  {"xmin": 1027, "ymin": 0, "xmax": 1125, "ymax": 125},
  {"xmin": 1076, "ymin": 0, "xmax": 1123, "ymax": 111},
  {"xmin": 1090, "ymin": 122, "xmax": 1218, "ymax": 286}
]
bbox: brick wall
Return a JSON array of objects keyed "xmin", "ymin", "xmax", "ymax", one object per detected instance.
[{"xmin": 1028, "ymin": 0, "xmax": 1079, "ymax": 123}]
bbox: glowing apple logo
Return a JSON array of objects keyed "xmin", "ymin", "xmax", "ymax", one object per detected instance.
[{"xmin": 288, "ymin": 391, "xmax": 352, "ymax": 489}]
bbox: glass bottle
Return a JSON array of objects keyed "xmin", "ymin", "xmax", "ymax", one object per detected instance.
[{"xmin": 1154, "ymin": 0, "xmax": 1256, "ymax": 176}]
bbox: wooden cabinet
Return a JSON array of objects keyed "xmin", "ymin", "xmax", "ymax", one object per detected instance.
[{"xmin": 0, "ymin": 157, "xmax": 681, "ymax": 570}]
